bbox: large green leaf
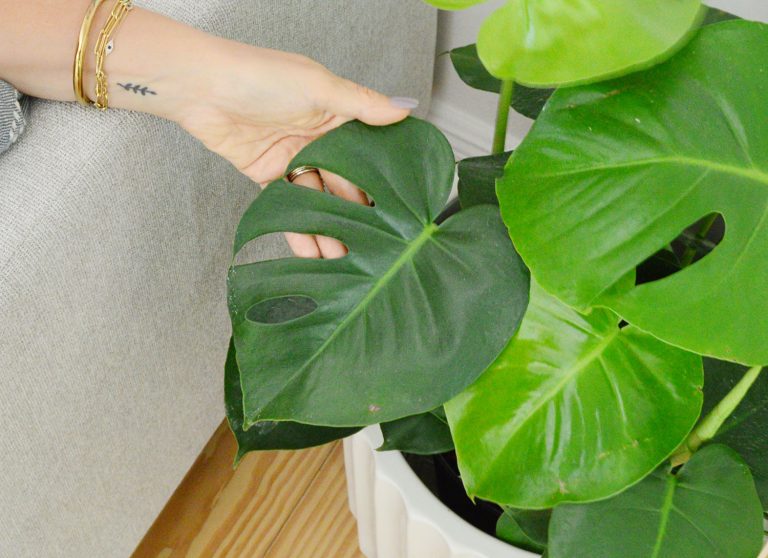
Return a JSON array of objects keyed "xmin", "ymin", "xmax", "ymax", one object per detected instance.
[
  {"xmin": 499, "ymin": 22, "xmax": 768, "ymax": 365},
  {"xmin": 449, "ymin": 7, "xmax": 735, "ymax": 119},
  {"xmin": 703, "ymin": 359, "xmax": 768, "ymax": 510},
  {"xmin": 449, "ymin": 44, "xmax": 553, "ymax": 120},
  {"xmin": 445, "ymin": 283, "xmax": 703, "ymax": 508},
  {"xmin": 457, "ymin": 151, "xmax": 511, "ymax": 209},
  {"xmin": 228, "ymin": 118, "xmax": 530, "ymax": 428},
  {"xmin": 379, "ymin": 407, "xmax": 454, "ymax": 455},
  {"xmin": 548, "ymin": 444, "xmax": 764, "ymax": 558},
  {"xmin": 477, "ymin": 0, "xmax": 703, "ymax": 86},
  {"xmin": 224, "ymin": 339, "xmax": 358, "ymax": 464}
]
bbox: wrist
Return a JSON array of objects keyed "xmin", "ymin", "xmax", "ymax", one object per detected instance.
[{"xmin": 83, "ymin": 5, "xmax": 223, "ymax": 122}]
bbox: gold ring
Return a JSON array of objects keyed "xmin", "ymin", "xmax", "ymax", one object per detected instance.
[{"xmin": 286, "ymin": 166, "xmax": 321, "ymax": 183}]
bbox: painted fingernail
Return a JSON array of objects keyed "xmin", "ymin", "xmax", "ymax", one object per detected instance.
[{"xmin": 390, "ymin": 96, "xmax": 420, "ymax": 110}]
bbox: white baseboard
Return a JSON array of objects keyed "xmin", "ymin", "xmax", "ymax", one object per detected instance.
[{"xmin": 426, "ymin": 98, "xmax": 526, "ymax": 160}]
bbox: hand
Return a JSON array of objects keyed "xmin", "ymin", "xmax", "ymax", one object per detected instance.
[{"xmin": 174, "ymin": 40, "xmax": 418, "ymax": 258}]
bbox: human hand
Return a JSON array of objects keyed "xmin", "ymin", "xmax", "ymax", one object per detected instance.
[{"xmin": 173, "ymin": 40, "xmax": 418, "ymax": 258}]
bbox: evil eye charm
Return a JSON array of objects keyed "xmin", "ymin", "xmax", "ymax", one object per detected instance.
[{"xmin": 106, "ymin": 40, "xmax": 114, "ymax": 55}]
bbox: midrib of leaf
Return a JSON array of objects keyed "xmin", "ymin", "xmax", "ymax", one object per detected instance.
[
  {"xmin": 476, "ymin": 327, "xmax": 620, "ymax": 495},
  {"xmin": 535, "ymin": 155, "xmax": 768, "ymax": 187},
  {"xmin": 651, "ymin": 474, "xmax": 678, "ymax": 558},
  {"xmin": 248, "ymin": 222, "xmax": 440, "ymax": 423}
]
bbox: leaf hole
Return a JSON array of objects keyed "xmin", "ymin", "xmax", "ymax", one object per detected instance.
[
  {"xmin": 635, "ymin": 213, "xmax": 724, "ymax": 286},
  {"xmin": 246, "ymin": 295, "xmax": 318, "ymax": 325},
  {"xmin": 235, "ymin": 232, "xmax": 350, "ymax": 264}
]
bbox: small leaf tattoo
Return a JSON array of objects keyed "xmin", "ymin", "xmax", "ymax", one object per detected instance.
[{"xmin": 117, "ymin": 83, "xmax": 158, "ymax": 96}]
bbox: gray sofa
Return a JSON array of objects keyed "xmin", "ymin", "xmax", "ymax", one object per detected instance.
[{"xmin": 0, "ymin": 1, "xmax": 436, "ymax": 556}]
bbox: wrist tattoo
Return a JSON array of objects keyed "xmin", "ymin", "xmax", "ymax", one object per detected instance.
[{"xmin": 116, "ymin": 83, "xmax": 158, "ymax": 96}]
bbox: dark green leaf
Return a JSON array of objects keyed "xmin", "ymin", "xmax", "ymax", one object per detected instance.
[
  {"xmin": 702, "ymin": 6, "xmax": 740, "ymax": 25},
  {"xmin": 224, "ymin": 339, "xmax": 358, "ymax": 465},
  {"xmin": 496, "ymin": 507, "xmax": 550, "ymax": 553},
  {"xmin": 449, "ymin": 44, "xmax": 553, "ymax": 119},
  {"xmin": 379, "ymin": 408, "xmax": 454, "ymax": 455},
  {"xmin": 548, "ymin": 445, "xmax": 764, "ymax": 558},
  {"xmin": 446, "ymin": 283, "xmax": 703, "ymax": 508},
  {"xmin": 499, "ymin": 22, "xmax": 768, "ymax": 365},
  {"xmin": 229, "ymin": 118, "xmax": 530, "ymax": 427},
  {"xmin": 457, "ymin": 151, "xmax": 511, "ymax": 208},
  {"xmin": 703, "ymin": 359, "xmax": 768, "ymax": 510}
]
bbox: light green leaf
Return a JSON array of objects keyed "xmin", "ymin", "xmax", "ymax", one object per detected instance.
[
  {"xmin": 548, "ymin": 445, "xmax": 764, "ymax": 558},
  {"xmin": 224, "ymin": 339, "xmax": 358, "ymax": 465},
  {"xmin": 477, "ymin": 0, "xmax": 704, "ymax": 86},
  {"xmin": 499, "ymin": 22, "xmax": 768, "ymax": 365},
  {"xmin": 422, "ymin": 0, "xmax": 486, "ymax": 10},
  {"xmin": 458, "ymin": 151, "xmax": 511, "ymax": 208},
  {"xmin": 703, "ymin": 359, "xmax": 768, "ymax": 510},
  {"xmin": 449, "ymin": 44, "xmax": 553, "ymax": 119},
  {"xmin": 446, "ymin": 283, "xmax": 703, "ymax": 508},
  {"xmin": 379, "ymin": 408, "xmax": 454, "ymax": 455},
  {"xmin": 229, "ymin": 118, "xmax": 530, "ymax": 427}
]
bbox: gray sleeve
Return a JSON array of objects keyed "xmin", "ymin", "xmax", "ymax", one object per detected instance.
[{"xmin": 0, "ymin": 80, "xmax": 26, "ymax": 154}]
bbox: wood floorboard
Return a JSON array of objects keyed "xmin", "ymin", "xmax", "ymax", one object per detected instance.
[
  {"xmin": 264, "ymin": 444, "xmax": 362, "ymax": 558},
  {"xmin": 132, "ymin": 420, "xmax": 363, "ymax": 558}
]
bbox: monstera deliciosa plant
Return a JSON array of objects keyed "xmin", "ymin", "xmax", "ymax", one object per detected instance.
[{"xmin": 225, "ymin": 1, "xmax": 768, "ymax": 556}]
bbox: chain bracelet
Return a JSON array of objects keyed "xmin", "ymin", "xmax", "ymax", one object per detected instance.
[{"xmin": 94, "ymin": 0, "xmax": 133, "ymax": 110}]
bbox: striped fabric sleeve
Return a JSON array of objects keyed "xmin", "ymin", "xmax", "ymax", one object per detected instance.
[{"xmin": 0, "ymin": 80, "xmax": 26, "ymax": 155}]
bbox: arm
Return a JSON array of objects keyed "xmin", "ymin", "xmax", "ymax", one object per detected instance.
[{"xmin": 0, "ymin": 0, "xmax": 418, "ymax": 257}]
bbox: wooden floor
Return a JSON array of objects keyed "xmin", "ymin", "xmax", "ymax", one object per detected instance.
[{"xmin": 132, "ymin": 421, "xmax": 364, "ymax": 558}]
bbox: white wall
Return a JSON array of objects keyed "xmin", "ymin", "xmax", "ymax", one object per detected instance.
[{"xmin": 429, "ymin": 1, "xmax": 768, "ymax": 158}]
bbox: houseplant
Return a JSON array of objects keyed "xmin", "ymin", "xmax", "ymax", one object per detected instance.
[{"xmin": 225, "ymin": 1, "xmax": 768, "ymax": 556}]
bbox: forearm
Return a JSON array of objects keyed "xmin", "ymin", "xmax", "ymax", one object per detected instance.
[{"xmin": 0, "ymin": 0, "xmax": 224, "ymax": 122}]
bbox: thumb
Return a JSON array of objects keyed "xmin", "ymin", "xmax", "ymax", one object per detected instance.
[{"xmin": 319, "ymin": 75, "xmax": 419, "ymax": 126}]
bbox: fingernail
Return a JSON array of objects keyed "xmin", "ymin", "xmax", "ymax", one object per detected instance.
[{"xmin": 390, "ymin": 96, "xmax": 420, "ymax": 110}]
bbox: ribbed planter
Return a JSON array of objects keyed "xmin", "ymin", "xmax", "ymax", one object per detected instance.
[{"xmin": 343, "ymin": 426, "xmax": 536, "ymax": 558}]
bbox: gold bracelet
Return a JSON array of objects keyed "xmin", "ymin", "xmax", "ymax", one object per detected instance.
[
  {"xmin": 73, "ymin": 0, "xmax": 107, "ymax": 106},
  {"xmin": 94, "ymin": 0, "xmax": 134, "ymax": 110}
]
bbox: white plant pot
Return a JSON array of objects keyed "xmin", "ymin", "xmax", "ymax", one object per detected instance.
[{"xmin": 343, "ymin": 426, "xmax": 537, "ymax": 558}]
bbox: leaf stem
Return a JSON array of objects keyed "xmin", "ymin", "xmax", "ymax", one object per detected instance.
[
  {"xmin": 679, "ymin": 213, "xmax": 719, "ymax": 267},
  {"xmin": 492, "ymin": 80, "xmax": 515, "ymax": 155},
  {"xmin": 671, "ymin": 366, "xmax": 763, "ymax": 466}
]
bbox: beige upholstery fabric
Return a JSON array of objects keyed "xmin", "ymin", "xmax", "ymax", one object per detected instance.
[{"xmin": 0, "ymin": 1, "xmax": 436, "ymax": 556}]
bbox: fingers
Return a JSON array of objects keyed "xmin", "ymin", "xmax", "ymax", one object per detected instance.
[
  {"xmin": 284, "ymin": 232, "xmax": 321, "ymax": 258},
  {"xmin": 290, "ymin": 170, "xmax": 348, "ymax": 259},
  {"xmin": 317, "ymin": 74, "xmax": 419, "ymax": 126},
  {"xmin": 321, "ymin": 170, "xmax": 370, "ymax": 206}
]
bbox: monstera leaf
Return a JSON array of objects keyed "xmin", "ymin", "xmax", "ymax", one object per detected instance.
[
  {"xmin": 496, "ymin": 507, "xmax": 550, "ymax": 554},
  {"xmin": 379, "ymin": 407, "xmax": 454, "ymax": 455},
  {"xmin": 458, "ymin": 151, "xmax": 511, "ymax": 208},
  {"xmin": 548, "ymin": 445, "xmax": 764, "ymax": 558},
  {"xmin": 449, "ymin": 44, "xmax": 552, "ymax": 119},
  {"xmin": 499, "ymin": 22, "xmax": 768, "ymax": 365},
  {"xmin": 228, "ymin": 118, "xmax": 530, "ymax": 428},
  {"xmin": 702, "ymin": 359, "xmax": 768, "ymax": 509},
  {"xmin": 445, "ymin": 283, "xmax": 703, "ymax": 508},
  {"xmin": 702, "ymin": 6, "xmax": 739, "ymax": 25},
  {"xmin": 225, "ymin": 339, "xmax": 358, "ymax": 464},
  {"xmin": 438, "ymin": 0, "xmax": 704, "ymax": 85}
]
